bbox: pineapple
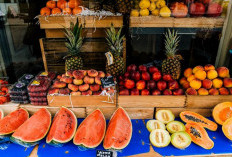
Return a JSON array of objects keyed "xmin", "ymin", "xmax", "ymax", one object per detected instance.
[
  {"xmin": 105, "ymin": 25, "xmax": 125, "ymax": 77},
  {"xmin": 162, "ymin": 29, "xmax": 182, "ymax": 80},
  {"xmin": 64, "ymin": 19, "xmax": 83, "ymax": 71}
]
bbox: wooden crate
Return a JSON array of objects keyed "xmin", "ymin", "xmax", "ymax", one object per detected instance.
[
  {"xmin": 118, "ymin": 95, "xmax": 186, "ymax": 108},
  {"xmin": 186, "ymin": 95, "xmax": 232, "ymax": 109},
  {"xmin": 47, "ymin": 95, "xmax": 116, "ymax": 107},
  {"xmin": 86, "ymin": 107, "xmax": 154, "ymax": 119}
]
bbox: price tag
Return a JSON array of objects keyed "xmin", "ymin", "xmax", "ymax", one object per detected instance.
[
  {"xmin": 101, "ymin": 76, "xmax": 115, "ymax": 88},
  {"xmin": 96, "ymin": 150, "xmax": 114, "ymax": 157}
]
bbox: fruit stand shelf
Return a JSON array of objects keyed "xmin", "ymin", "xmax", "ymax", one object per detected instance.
[{"xmin": 130, "ymin": 16, "xmax": 225, "ymax": 28}]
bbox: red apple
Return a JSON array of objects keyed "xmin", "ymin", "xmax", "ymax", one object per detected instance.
[
  {"xmin": 124, "ymin": 72, "xmax": 130, "ymax": 78},
  {"xmin": 147, "ymin": 80, "xmax": 156, "ymax": 90},
  {"xmin": 136, "ymin": 80, "xmax": 146, "ymax": 90},
  {"xmin": 163, "ymin": 89, "xmax": 172, "ymax": 95},
  {"xmin": 131, "ymin": 88, "xmax": 140, "ymax": 95},
  {"xmin": 139, "ymin": 65, "xmax": 147, "ymax": 72},
  {"xmin": 131, "ymin": 71, "xmax": 141, "ymax": 81},
  {"xmin": 168, "ymin": 80, "xmax": 179, "ymax": 90},
  {"xmin": 152, "ymin": 72, "xmax": 162, "ymax": 81},
  {"xmin": 199, "ymin": 0, "xmax": 212, "ymax": 5},
  {"xmin": 152, "ymin": 89, "xmax": 161, "ymax": 95},
  {"xmin": 141, "ymin": 89, "xmax": 150, "ymax": 95},
  {"xmin": 163, "ymin": 74, "xmax": 173, "ymax": 82},
  {"xmin": 190, "ymin": 2, "xmax": 205, "ymax": 17},
  {"xmin": 142, "ymin": 72, "xmax": 150, "ymax": 81},
  {"xmin": 127, "ymin": 64, "xmax": 137, "ymax": 72},
  {"xmin": 124, "ymin": 79, "xmax": 135, "ymax": 89},
  {"xmin": 119, "ymin": 89, "xmax": 130, "ymax": 95},
  {"xmin": 149, "ymin": 66, "xmax": 159, "ymax": 74},
  {"xmin": 207, "ymin": 2, "xmax": 222, "ymax": 17},
  {"xmin": 173, "ymin": 89, "xmax": 184, "ymax": 95},
  {"xmin": 157, "ymin": 80, "xmax": 167, "ymax": 91}
]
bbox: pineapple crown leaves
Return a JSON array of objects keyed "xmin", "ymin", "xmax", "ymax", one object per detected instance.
[
  {"xmin": 164, "ymin": 29, "xmax": 180, "ymax": 58},
  {"xmin": 63, "ymin": 19, "xmax": 83, "ymax": 56},
  {"xmin": 105, "ymin": 24, "xmax": 125, "ymax": 56}
]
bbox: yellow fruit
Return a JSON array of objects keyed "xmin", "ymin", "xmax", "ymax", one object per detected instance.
[
  {"xmin": 140, "ymin": 9, "xmax": 150, "ymax": 16},
  {"xmin": 156, "ymin": 0, "xmax": 166, "ymax": 8},
  {"xmin": 149, "ymin": 2, "xmax": 156, "ymax": 11},
  {"xmin": 139, "ymin": 0, "xmax": 150, "ymax": 9},
  {"xmin": 151, "ymin": 9, "xmax": 159, "ymax": 16},
  {"xmin": 131, "ymin": 9, "xmax": 140, "ymax": 16},
  {"xmin": 150, "ymin": 0, "xmax": 158, "ymax": 2},
  {"xmin": 159, "ymin": 6, "xmax": 171, "ymax": 17}
]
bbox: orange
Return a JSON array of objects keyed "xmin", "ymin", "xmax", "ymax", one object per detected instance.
[
  {"xmin": 46, "ymin": 0, "xmax": 56, "ymax": 9},
  {"xmin": 63, "ymin": 8, "xmax": 72, "ymax": 14},
  {"xmin": 68, "ymin": 0, "xmax": 80, "ymax": 9},
  {"xmin": 57, "ymin": 0, "xmax": 68, "ymax": 9},
  {"xmin": 72, "ymin": 6, "xmax": 82, "ymax": 14},
  {"xmin": 40, "ymin": 7, "xmax": 51, "ymax": 16},
  {"xmin": 51, "ymin": 8, "xmax": 62, "ymax": 14}
]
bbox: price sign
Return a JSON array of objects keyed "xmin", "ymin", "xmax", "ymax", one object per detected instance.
[
  {"xmin": 96, "ymin": 150, "xmax": 113, "ymax": 157},
  {"xmin": 101, "ymin": 76, "xmax": 115, "ymax": 88}
]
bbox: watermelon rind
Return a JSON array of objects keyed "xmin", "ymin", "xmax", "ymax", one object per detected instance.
[
  {"xmin": 0, "ymin": 108, "xmax": 3, "ymax": 119},
  {"xmin": 103, "ymin": 107, "xmax": 132, "ymax": 150},
  {"xmin": 46, "ymin": 107, "xmax": 77, "ymax": 145},
  {"xmin": 0, "ymin": 135, "xmax": 10, "ymax": 144}
]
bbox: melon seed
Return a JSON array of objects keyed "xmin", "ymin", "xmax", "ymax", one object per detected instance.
[
  {"xmin": 177, "ymin": 135, "xmax": 185, "ymax": 143},
  {"xmin": 154, "ymin": 122, "xmax": 159, "ymax": 129},
  {"xmin": 162, "ymin": 112, "xmax": 169, "ymax": 121},
  {"xmin": 172, "ymin": 124, "xmax": 179, "ymax": 131}
]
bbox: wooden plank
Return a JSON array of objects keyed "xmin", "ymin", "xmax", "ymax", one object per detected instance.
[
  {"xmin": 19, "ymin": 105, "xmax": 86, "ymax": 118},
  {"xmin": 0, "ymin": 103, "xmax": 19, "ymax": 116},
  {"xmin": 186, "ymin": 95, "xmax": 232, "ymax": 109},
  {"xmin": 156, "ymin": 107, "xmax": 212, "ymax": 117},
  {"xmin": 47, "ymin": 95, "xmax": 116, "ymax": 107},
  {"xmin": 86, "ymin": 107, "xmax": 154, "ymax": 119},
  {"xmin": 118, "ymin": 96, "xmax": 186, "ymax": 108},
  {"xmin": 39, "ymin": 38, "xmax": 48, "ymax": 72}
]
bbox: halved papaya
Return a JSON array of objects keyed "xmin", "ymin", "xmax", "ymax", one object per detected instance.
[
  {"xmin": 185, "ymin": 123, "xmax": 214, "ymax": 149},
  {"xmin": 46, "ymin": 107, "xmax": 77, "ymax": 146},
  {"xmin": 213, "ymin": 102, "xmax": 232, "ymax": 125},
  {"xmin": 73, "ymin": 109, "xmax": 106, "ymax": 148},
  {"xmin": 0, "ymin": 108, "xmax": 3, "ymax": 119},
  {"xmin": 180, "ymin": 111, "xmax": 218, "ymax": 131},
  {"xmin": 103, "ymin": 107, "xmax": 132, "ymax": 150},
  {"xmin": 11, "ymin": 108, "xmax": 51, "ymax": 147},
  {"xmin": 222, "ymin": 117, "xmax": 232, "ymax": 141}
]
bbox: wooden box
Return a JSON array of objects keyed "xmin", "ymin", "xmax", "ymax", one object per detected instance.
[{"xmin": 47, "ymin": 95, "xmax": 116, "ymax": 107}]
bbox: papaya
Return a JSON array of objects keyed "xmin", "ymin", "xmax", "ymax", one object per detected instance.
[
  {"xmin": 180, "ymin": 111, "xmax": 218, "ymax": 131},
  {"xmin": 222, "ymin": 117, "xmax": 232, "ymax": 141},
  {"xmin": 213, "ymin": 102, "xmax": 232, "ymax": 125},
  {"xmin": 185, "ymin": 123, "xmax": 214, "ymax": 149}
]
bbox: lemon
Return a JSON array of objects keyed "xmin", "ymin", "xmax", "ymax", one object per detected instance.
[
  {"xmin": 156, "ymin": 0, "xmax": 166, "ymax": 8},
  {"xmin": 151, "ymin": 9, "xmax": 159, "ymax": 16},
  {"xmin": 131, "ymin": 9, "xmax": 140, "ymax": 17},
  {"xmin": 139, "ymin": 0, "xmax": 150, "ymax": 9},
  {"xmin": 149, "ymin": 2, "xmax": 156, "ymax": 11},
  {"xmin": 159, "ymin": 6, "xmax": 171, "ymax": 17},
  {"xmin": 139, "ymin": 9, "xmax": 150, "ymax": 16}
]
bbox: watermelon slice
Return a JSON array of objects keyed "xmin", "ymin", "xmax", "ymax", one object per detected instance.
[
  {"xmin": 46, "ymin": 107, "xmax": 77, "ymax": 146},
  {"xmin": 11, "ymin": 108, "xmax": 51, "ymax": 147},
  {"xmin": 73, "ymin": 109, "xmax": 106, "ymax": 148},
  {"xmin": 103, "ymin": 107, "xmax": 132, "ymax": 150},
  {"xmin": 0, "ymin": 108, "xmax": 3, "ymax": 119}
]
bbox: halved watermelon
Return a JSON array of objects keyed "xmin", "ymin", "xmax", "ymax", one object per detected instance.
[
  {"xmin": 103, "ymin": 107, "xmax": 132, "ymax": 150},
  {"xmin": 11, "ymin": 108, "xmax": 51, "ymax": 147},
  {"xmin": 0, "ymin": 108, "xmax": 3, "ymax": 119},
  {"xmin": 73, "ymin": 109, "xmax": 106, "ymax": 148},
  {"xmin": 46, "ymin": 107, "xmax": 77, "ymax": 146}
]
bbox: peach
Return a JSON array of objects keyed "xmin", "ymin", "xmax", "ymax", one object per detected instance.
[
  {"xmin": 98, "ymin": 71, "xmax": 105, "ymax": 78},
  {"xmin": 59, "ymin": 88, "xmax": 70, "ymax": 95},
  {"xmin": 73, "ymin": 79, "xmax": 83, "ymax": 85},
  {"xmin": 52, "ymin": 81, "xmax": 66, "ymax": 88},
  {"xmin": 95, "ymin": 77, "xmax": 102, "ymax": 85},
  {"xmin": 68, "ymin": 84, "xmax": 79, "ymax": 92},
  {"xmin": 190, "ymin": 79, "xmax": 202, "ymax": 90},
  {"xmin": 219, "ymin": 87, "xmax": 229, "ymax": 95},
  {"xmin": 93, "ymin": 91, "xmax": 102, "ymax": 95},
  {"xmin": 198, "ymin": 88, "xmax": 209, "ymax": 95},
  {"xmin": 88, "ymin": 69, "xmax": 98, "ymax": 77},
  {"xmin": 62, "ymin": 74, "xmax": 66, "ymax": 78},
  {"xmin": 186, "ymin": 88, "xmax": 197, "ymax": 95},
  {"xmin": 184, "ymin": 68, "xmax": 193, "ymax": 78},
  {"xmin": 60, "ymin": 76, "xmax": 73, "ymax": 84},
  {"xmin": 82, "ymin": 90, "xmax": 92, "ymax": 95},
  {"xmin": 90, "ymin": 84, "xmax": 100, "ymax": 92},
  {"xmin": 209, "ymin": 88, "xmax": 219, "ymax": 95},
  {"xmin": 207, "ymin": 70, "xmax": 218, "ymax": 80},
  {"xmin": 202, "ymin": 79, "xmax": 212, "ymax": 89},
  {"xmin": 223, "ymin": 78, "xmax": 232, "ymax": 88},
  {"xmin": 48, "ymin": 88, "xmax": 59, "ymax": 95},
  {"xmin": 187, "ymin": 75, "xmax": 195, "ymax": 82},
  {"xmin": 212, "ymin": 78, "xmax": 223, "ymax": 88},
  {"xmin": 83, "ymin": 76, "xmax": 94, "ymax": 84},
  {"xmin": 182, "ymin": 81, "xmax": 190, "ymax": 89},
  {"xmin": 204, "ymin": 64, "xmax": 215, "ymax": 71},
  {"xmin": 79, "ymin": 70, "xmax": 87, "ymax": 76},
  {"xmin": 73, "ymin": 70, "xmax": 85, "ymax": 79},
  {"xmin": 57, "ymin": 75, "xmax": 62, "ymax": 80},
  {"xmin": 79, "ymin": 84, "xmax": 89, "ymax": 92},
  {"xmin": 179, "ymin": 77, "xmax": 187, "ymax": 85},
  {"xmin": 66, "ymin": 71, "xmax": 74, "ymax": 77},
  {"xmin": 194, "ymin": 70, "xmax": 206, "ymax": 80},
  {"xmin": 71, "ymin": 91, "xmax": 81, "ymax": 96},
  {"xmin": 217, "ymin": 67, "xmax": 230, "ymax": 78},
  {"xmin": 193, "ymin": 66, "xmax": 204, "ymax": 74}
]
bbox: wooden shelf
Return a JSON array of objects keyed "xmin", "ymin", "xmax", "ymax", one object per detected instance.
[{"xmin": 130, "ymin": 16, "xmax": 225, "ymax": 28}]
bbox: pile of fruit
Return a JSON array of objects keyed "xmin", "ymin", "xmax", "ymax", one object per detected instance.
[
  {"xmin": 40, "ymin": 0, "xmax": 82, "ymax": 16},
  {"xmin": 0, "ymin": 78, "xmax": 10, "ymax": 104},
  {"xmin": 180, "ymin": 65, "xmax": 232, "ymax": 95},
  {"xmin": 119, "ymin": 64, "xmax": 184, "ymax": 95}
]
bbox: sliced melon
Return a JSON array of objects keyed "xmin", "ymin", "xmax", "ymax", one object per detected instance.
[
  {"xmin": 150, "ymin": 129, "xmax": 170, "ymax": 147},
  {"xmin": 73, "ymin": 109, "xmax": 106, "ymax": 148},
  {"xmin": 103, "ymin": 107, "xmax": 132, "ymax": 150},
  {"xmin": 0, "ymin": 108, "xmax": 3, "ymax": 119},
  {"xmin": 155, "ymin": 110, "xmax": 175, "ymax": 124},
  {"xmin": 46, "ymin": 107, "xmax": 77, "ymax": 146},
  {"xmin": 146, "ymin": 120, "xmax": 166, "ymax": 132},
  {"xmin": 166, "ymin": 121, "xmax": 185, "ymax": 134},
  {"xmin": 11, "ymin": 108, "xmax": 51, "ymax": 147},
  {"xmin": 222, "ymin": 117, "xmax": 232, "ymax": 141},
  {"xmin": 171, "ymin": 132, "xmax": 191, "ymax": 149},
  {"xmin": 213, "ymin": 102, "xmax": 232, "ymax": 125}
]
